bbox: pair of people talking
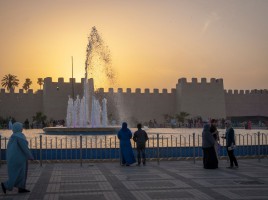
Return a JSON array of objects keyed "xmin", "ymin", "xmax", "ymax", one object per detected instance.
[{"xmin": 117, "ymin": 122, "xmax": 148, "ymax": 166}]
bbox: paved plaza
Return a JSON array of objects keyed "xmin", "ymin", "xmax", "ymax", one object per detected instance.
[{"xmin": 0, "ymin": 159, "xmax": 268, "ymax": 200}]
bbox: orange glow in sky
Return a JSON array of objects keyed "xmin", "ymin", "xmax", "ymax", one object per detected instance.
[{"xmin": 0, "ymin": 0, "xmax": 268, "ymax": 91}]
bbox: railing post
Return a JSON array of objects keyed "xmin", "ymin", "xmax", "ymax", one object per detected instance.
[
  {"xmin": 55, "ymin": 137, "xmax": 58, "ymax": 160},
  {"xmin": 80, "ymin": 135, "xmax": 82, "ymax": 167},
  {"xmin": 193, "ymin": 133, "xmax": 196, "ymax": 164},
  {"xmin": 157, "ymin": 133, "xmax": 160, "ymax": 165},
  {"xmin": 40, "ymin": 135, "xmax": 42, "ymax": 167},
  {"xmin": 258, "ymin": 132, "xmax": 261, "ymax": 162},
  {"xmin": 0, "ymin": 135, "xmax": 2, "ymax": 167}
]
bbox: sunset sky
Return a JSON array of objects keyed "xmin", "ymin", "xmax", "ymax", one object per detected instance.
[{"xmin": 0, "ymin": 0, "xmax": 267, "ymax": 92}]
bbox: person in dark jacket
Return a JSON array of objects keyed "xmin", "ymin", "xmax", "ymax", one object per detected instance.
[
  {"xmin": 202, "ymin": 123, "xmax": 218, "ymax": 169},
  {"xmin": 117, "ymin": 122, "xmax": 136, "ymax": 166},
  {"xmin": 133, "ymin": 124, "xmax": 149, "ymax": 166},
  {"xmin": 222, "ymin": 120, "xmax": 238, "ymax": 169}
]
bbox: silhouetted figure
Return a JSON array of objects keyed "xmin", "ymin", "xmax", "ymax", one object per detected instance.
[
  {"xmin": 202, "ymin": 123, "xmax": 218, "ymax": 169},
  {"xmin": 222, "ymin": 120, "xmax": 238, "ymax": 169},
  {"xmin": 117, "ymin": 122, "xmax": 136, "ymax": 166},
  {"xmin": 133, "ymin": 124, "xmax": 149, "ymax": 166},
  {"xmin": 8, "ymin": 119, "xmax": 12, "ymax": 130},
  {"xmin": 149, "ymin": 120, "xmax": 153, "ymax": 128},
  {"xmin": 210, "ymin": 119, "xmax": 219, "ymax": 159},
  {"xmin": 24, "ymin": 119, "xmax": 30, "ymax": 129},
  {"xmin": 1, "ymin": 122, "xmax": 34, "ymax": 194}
]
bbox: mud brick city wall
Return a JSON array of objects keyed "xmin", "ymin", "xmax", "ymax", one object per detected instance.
[{"xmin": 0, "ymin": 77, "xmax": 267, "ymax": 123}]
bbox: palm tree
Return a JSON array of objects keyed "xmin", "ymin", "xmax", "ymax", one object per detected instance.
[
  {"xmin": 37, "ymin": 78, "xmax": 44, "ymax": 90},
  {"xmin": 175, "ymin": 112, "xmax": 190, "ymax": 123},
  {"xmin": 32, "ymin": 112, "xmax": 47, "ymax": 127},
  {"xmin": 1, "ymin": 74, "xmax": 19, "ymax": 92},
  {"xmin": 22, "ymin": 78, "xmax": 32, "ymax": 92}
]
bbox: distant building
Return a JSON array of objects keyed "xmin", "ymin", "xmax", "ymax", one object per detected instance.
[{"xmin": 0, "ymin": 77, "xmax": 267, "ymax": 125}]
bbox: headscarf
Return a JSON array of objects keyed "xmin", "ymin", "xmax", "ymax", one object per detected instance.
[
  {"xmin": 12, "ymin": 122, "xmax": 23, "ymax": 133},
  {"xmin": 122, "ymin": 122, "xmax": 128, "ymax": 131},
  {"xmin": 225, "ymin": 120, "xmax": 232, "ymax": 127},
  {"xmin": 225, "ymin": 120, "xmax": 232, "ymax": 131},
  {"xmin": 203, "ymin": 123, "xmax": 210, "ymax": 132}
]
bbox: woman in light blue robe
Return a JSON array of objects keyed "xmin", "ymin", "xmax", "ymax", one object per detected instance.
[
  {"xmin": 1, "ymin": 122, "xmax": 34, "ymax": 194},
  {"xmin": 117, "ymin": 122, "xmax": 136, "ymax": 166}
]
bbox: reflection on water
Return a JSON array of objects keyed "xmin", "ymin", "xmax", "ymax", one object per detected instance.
[
  {"xmin": 1, "ymin": 128, "xmax": 267, "ymax": 138},
  {"xmin": 0, "ymin": 128, "xmax": 267, "ymax": 149}
]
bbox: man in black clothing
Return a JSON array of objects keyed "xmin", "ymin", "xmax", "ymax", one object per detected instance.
[{"xmin": 133, "ymin": 124, "xmax": 149, "ymax": 166}]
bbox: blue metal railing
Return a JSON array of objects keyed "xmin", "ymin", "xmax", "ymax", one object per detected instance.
[{"xmin": 0, "ymin": 132, "xmax": 267, "ymax": 166}]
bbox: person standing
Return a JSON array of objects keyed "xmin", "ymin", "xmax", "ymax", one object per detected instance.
[
  {"xmin": 133, "ymin": 123, "xmax": 149, "ymax": 166},
  {"xmin": 222, "ymin": 120, "xmax": 238, "ymax": 169},
  {"xmin": 1, "ymin": 122, "xmax": 34, "ymax": 194},
  {"xmin": 210, "ymin": 119, "xmax": 220, "ymax": 159},
  {"xmin": 202, "ymin": 123, "xmax": 218, "ymax": 169},
  {"xmin": 117, "ymin": 122, "xmax": 136, "ymax": 166},
  {"xmin": 8, "ymin": 119, "xmax": 12, "ymax": 130}
]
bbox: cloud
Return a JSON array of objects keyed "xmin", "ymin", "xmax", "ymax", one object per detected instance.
[{"xmin": 202, "ymin": 12, "xmax": 220, "ymax": 34}]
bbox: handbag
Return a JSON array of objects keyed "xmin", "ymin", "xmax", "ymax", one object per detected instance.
[{"xmin": 228, "ymin": 143, "xmax": 236, "ymax": 151}]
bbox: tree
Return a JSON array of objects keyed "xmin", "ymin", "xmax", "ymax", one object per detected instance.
[
  {"xmin": 163, "ymin": 114, "xmax": 173, "ymax": 123},
  {"xmin": 175, "ymin": 112, "xmax": 190, "ymax": 123},
  {"xmin": 37, "ymin": 78, "xmax": 44, "ymax": 90},
  {"xmin": 22, "ymin": 78, "xmax": 32, "ymax": 92},
  {"xmin": 1, "ymin": 74, "xmax": 19, "ymax": 91},
  {"xmin": 32, "ymin": 112, "xmax": 47, "ymax": 127}
]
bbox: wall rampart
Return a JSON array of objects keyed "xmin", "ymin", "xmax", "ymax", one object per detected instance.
[
  {"xmin": 225, "ymin": 89, "xmax": 268, "ymax": 117},
  {"xmin": 43, "ymin": 77, "xmax": 84, "ymax": 120},
  {"xmin": 0, "ymin": 89, "xmax": 43, "ymax": 122},
  {"xmin": 176, "ymin": 77, "xmax": 226, "ymax": 119},
  {"xmin": 102, "ymin": 88, "xmax": 176, "ymax": 124},
  {"xmin": 0, "ymin": 77, "xmax": 267, "ymax": 125}
]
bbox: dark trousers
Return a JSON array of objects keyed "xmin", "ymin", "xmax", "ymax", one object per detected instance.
[
  {"xmin": 227, "ymin": 149, "xmax": 238, "ymax": 167},
  {"xmin": 137, "ymin": 147, "xmax": 146, "ymax": 164},
  {"xmin": 203, "ymin": 147, "xmax": 218, "ymax": 169}
]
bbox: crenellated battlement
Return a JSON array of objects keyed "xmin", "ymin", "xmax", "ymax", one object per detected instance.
[
  {"xmin": 1, "ymin": 76, "xmax": 267, "ymax": 122},
  {"xmin": 178, "ymin": 77, "xmax": 223, "ymax": 84},
  {"xmin": 0, "ymin": 77, "xmax": 266, "ymax": 96},
  {"xmin": 44, "ymin": 77, "xmax": 85, "ymax": 84},
  {"xmin": 225, "ymin": 89, "xmax": 268, "ymax": 95},
  {"xmin": 0, "ymin": 88, "xmax": 36, "ymax": 94},
  {"xmin": 104, "ymin": 88, "xmax": 175, "ymax": 94}
]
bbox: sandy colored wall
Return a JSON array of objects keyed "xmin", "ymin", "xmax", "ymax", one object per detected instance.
[
  {"xmin": 42, "ymin": 77, "xmax": 84, "ymax": 121},
  {"xmin": 102, "ymin": 88, "xmax": 176, "ymax": 124},
  {"xmin": 0, "ymin": 77, "xmax": 267, "ymax": 125},
  {"xmin": 0, "ymin": 89, "xmax": 43, "ymax": 122},
  {"xmin": 225, "ymin": 89, "xmax": 268, "ymax": 117},
  {"xmin": 176, "ymin": 78, "xmax": 226, "ymax": 119}
]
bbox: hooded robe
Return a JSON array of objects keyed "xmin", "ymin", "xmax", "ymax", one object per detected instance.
[
  {"xmin": 117, "ymin": 122, "xmax": 136, "ymax": 165},
  {"xmin": 4, "ymin": 122, "xmax": 33, "ymax": 190},
  {"xmin": 202, "ymin": 123, "xmax": 218, "ymax": 169}
]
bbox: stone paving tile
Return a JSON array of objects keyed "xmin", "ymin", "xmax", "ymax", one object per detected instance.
[
  {"xmin": 49, "ymin": 174, "xmax": 107, "ymax": 183},
  {"xmin": 192, "ymin": 178, "xmax": 268, "ymax": 187},
  {"xmin": 0, "ymin": 159, "xmax": 268, "ymax": 200},
  {"xmin": 115, "ymin": 173, "xmax": 174, "ymax": 181},
  {"xmin": 110, "ymin": 168, "xmax": 161, "ymax": 175},
  {"xmin": 131, "ymin": 189, "xmax": 214, "ymax": 200},
  {"xmin": 44, "ymin": 191, "xmax": 120, "ymax": 200},
  {"xmin": 176, "ymin": 171, "xmax": 239, "ymax": 179},
  {"xmin": 213, "ymin": 188, "xmax": 268, "ymax": 199},
  {"xmin": 46, "ymin": 182, "xmax": 113, "ymax": 193},
  {"xmin": 237, "ymin": 171, "xmax": 268, "ymax": 178},
  {"xmin": 122, "ymin": 179, "xmax": 191, "ymax": 190}
]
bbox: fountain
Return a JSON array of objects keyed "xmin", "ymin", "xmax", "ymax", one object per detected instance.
[{"xmin": 44, "ymin": 27, "xmax": 120, "ymax": 135}]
